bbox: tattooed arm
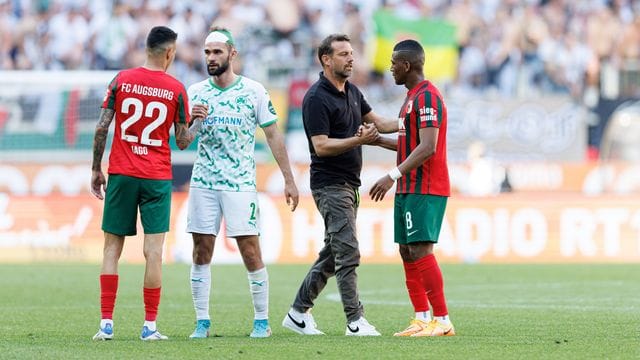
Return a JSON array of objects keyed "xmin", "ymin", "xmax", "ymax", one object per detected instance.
[
  {"xmin": 188, "ymin": 118, "xmax": 202, "ymax": 138},
  {"xmin": 91, "ymin": 108, "xmax": 115, "ymax": 200},
  {"xmin": 176, "ymin": 103, "xmax": 207, "ymax": 149},
  {"xmin": 175, "ymin": 121, "xmax": 194, "ymax": 150}
]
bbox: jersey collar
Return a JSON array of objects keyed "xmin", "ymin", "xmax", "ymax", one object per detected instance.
[
  {"xmin": 208, "ymin": 75, "xmax": 242, "ymax": 92},
  {"xmin": 407, "ymin": 80, "xmax": 430, "ymax": 96}
]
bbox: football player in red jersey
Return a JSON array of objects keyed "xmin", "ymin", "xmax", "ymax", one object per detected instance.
[
  {"xmin": 90, "ymin": 26, "xmax": 193, "ymax": 341},
  {"xmin": 369, "ymin": 39, "xmax": 455, "ymax": 337}
]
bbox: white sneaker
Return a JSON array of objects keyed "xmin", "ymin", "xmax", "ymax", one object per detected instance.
[
  {"xmin": 282, "ymin": 308, "xmax": 325, "ymax": 335},
  {"xmin": 140, "ymin": 326, "xmax": 168, "ymax": 341},
  {"xmin": 92, "ymin": 322, "xmax": 113, "ymax": 341},
  {"xmin": 345, "ymin": 317, "xmax": 381, "ymax": 336}
]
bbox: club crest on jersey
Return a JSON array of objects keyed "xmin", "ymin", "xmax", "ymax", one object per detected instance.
[
  {"xmin": 405, "ymin": 101, "xmax": 413, "ymax": 114},
  {"xmin": 236, "ymin": 95, "xmax": 248, "ymax": 107}
]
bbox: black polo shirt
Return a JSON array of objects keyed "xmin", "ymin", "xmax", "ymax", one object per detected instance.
[{"xmin": 302, "ymin": 72, "xmax": 372, "ymax": 190}]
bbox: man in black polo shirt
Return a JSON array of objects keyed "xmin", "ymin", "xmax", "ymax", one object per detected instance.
[{"xmin": 282, "ymin": 33, "xmax": 388, "ymax": 336}]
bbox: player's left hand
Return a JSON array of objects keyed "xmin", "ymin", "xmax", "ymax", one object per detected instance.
[
  {"xmin": 284, "ymin": 180, "xmax": 299, "ymax": 211},
  {"xmin": 91, "ymin": 170, "xmax": 106, "ymax": 200},
  {"xmin": 369, "ymin": 175, "xmax": 394, "ymax": 202}
]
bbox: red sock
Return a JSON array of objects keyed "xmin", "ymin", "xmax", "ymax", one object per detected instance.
[
  {"xmin": 143, "ymin": 287, "xmax": 161, "ymax": 321},
  {"xmin": 415, "ymin": 254, "xmax": 448, "ymax": 317},
  {"xmin": 99, "ymin": 274, "xmax": 118, "ymax": 319},
  {"xmin": 403, "ymin": 260, "xmax": 429, "ymax": 313}
]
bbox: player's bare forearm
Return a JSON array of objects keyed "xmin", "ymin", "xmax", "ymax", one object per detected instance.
[
  {"xmin": 175, "ymin": 122, "xmax": 194, "ymax": 150},
  {"xmin": 263, "ymin": 123, "xmax": 299, "ymax": 210},
  {"xmin": 188, "ymin": 118, "xmax": 202, "ymax": 138},
  {"xmin": 398, "ymin": 128, "xmax": 437, "ymax": 175},
  {"xmin": 373, "ymin": 136, "xmax": 397, "ymax": 151},
  {"xmin": 264, "ymin": 124, "xmax": 295, "ymax": 183},
  {"xmin": 188, "ymin": 103, "xmax": 207, "ymax": 139},
  {"xmin": 92, "ymin": 108, "xmax": 114, "ymax": 171},
  {"xmin": 363, "ymin": 111, "xmax": 398, "ymax": 134}
]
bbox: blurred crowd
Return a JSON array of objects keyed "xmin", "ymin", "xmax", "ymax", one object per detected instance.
[{"xmin": 1, "ymin": 0, "xmax": 640, "ymax": 100}]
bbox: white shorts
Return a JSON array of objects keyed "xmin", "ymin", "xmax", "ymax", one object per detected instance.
[{"xmin": 186, "ymin": 187, "xmax": 260, "ymax": 236}]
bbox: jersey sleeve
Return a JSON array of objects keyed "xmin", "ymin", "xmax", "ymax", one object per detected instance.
[
  {"xmin": 101, "ymin": 72, "xmax": 120, "ymax": 110},
  {"xmin": 302, "ymin": 95, "xmax": 330, "ymax": 136},
  {"xmin": 257, "ymin": 85, "xmax": 278, "ymax": 128},
  {"xmin": 175, "ymin": 85, "xmax": 191, "ymax": 125},
  {"xmin": 186, "ymin": 83, "xmax": 199, "ymax": 110},
  {"xmin": 415, "ymin": 91, "xmax": 443, "ymax": 129}
]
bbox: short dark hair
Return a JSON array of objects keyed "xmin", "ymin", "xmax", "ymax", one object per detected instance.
[
  {"xmin": 317, "ymin": 33, "xmax": 350, "ymax": 66},
  {"xmin": 393, "ymin": 39, "xmax": 424, "ymax": 56},
  {"xmin": 146, "ymin": 26, "xmax": 178, "ymax": 54},
  {"xmin": 393, "ymin": 39, "xmax": 425, "ymax": 68}
]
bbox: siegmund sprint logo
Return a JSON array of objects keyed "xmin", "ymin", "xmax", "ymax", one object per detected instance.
[{"xmin": 268, "ymin": 100, "xmax": 276, "ymax": 115}]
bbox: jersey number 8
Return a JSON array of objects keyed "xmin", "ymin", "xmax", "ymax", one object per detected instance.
[{"xmin": 120, "ymin": 97, "xmax": 167, "ymax": 147}]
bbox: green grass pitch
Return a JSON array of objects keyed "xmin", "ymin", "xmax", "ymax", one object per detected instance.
[{"xmin": 0, "ymin": 263, "xmax": 638, "ymax": 359}]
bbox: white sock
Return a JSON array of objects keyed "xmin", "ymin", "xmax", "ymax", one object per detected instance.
[
  {"xmin": 435, "ymin": 315, "xmax": 450, "ymax": 326},
  {"xmin": 143, "ymin": 320, "xmax": 156, "ymax": 331},
  {"xmin": 415, "ymin": 311, "xmax": 432, "ymax": 322},
  {"xmin": 191, "ymin": 263, "xmax": 211, "ymax": 320},
  {"xmin": 248, "ymin": 267, "xmax": 269, "ymax": 320},
  {"xmin": 100, "ymin": 319, "xmax": 113, "ymax": 328}
]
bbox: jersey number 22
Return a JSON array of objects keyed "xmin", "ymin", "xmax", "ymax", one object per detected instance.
[{"xmin": 120, "ymin": 97, "xmax": 167, "ymax": 147}]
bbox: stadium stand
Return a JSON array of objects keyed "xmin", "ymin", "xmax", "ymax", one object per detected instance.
[{"xmin": 0, "ymin": 0, "xmax": 639, "ymax": 160}]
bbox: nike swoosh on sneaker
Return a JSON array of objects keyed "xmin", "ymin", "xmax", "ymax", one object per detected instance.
[
  {"xmin": 443, "ymin": 328, "xmax": 452, "ymax": 335},
  {"xmin": 287, "ymin": 313, "xmax": 306, "ymax": 329},
  {"xmin": 347, "ymin": 324, "xmax": 359, "ymax": 333}
]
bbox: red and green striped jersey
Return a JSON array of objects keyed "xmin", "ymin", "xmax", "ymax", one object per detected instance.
[
  {"xmin": 101, "ymin": 67, "xmax": 190, "ymax": 180},
  {"xmin": 396, "ymin": 80, "xmax": 450, "ymax": 196}
]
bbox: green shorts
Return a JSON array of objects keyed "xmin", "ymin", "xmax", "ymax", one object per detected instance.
[
  {"xmin": 102, "ymin": 174, "xmax": 172, "ymax": 236},
  {"xmin": 394, "ymin": 193, "xmax": 447, "ymax": 245}
]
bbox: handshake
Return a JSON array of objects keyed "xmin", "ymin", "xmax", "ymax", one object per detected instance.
[{"xmin": 355, "ymin": 123, "xmax": 381, "ymax": 145}]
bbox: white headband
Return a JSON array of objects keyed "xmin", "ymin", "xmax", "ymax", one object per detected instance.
[{"xmin": 205, "ymin": 31, "xmax": 230, "ymax": 45}]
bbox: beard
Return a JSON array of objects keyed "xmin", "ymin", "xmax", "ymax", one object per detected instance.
[
  {"xmin": 392, "ymin": 71, "xmax": 405, "ymax": 85},
  {"xmin": 207, "ymin": 58, "xmax": 230, "ymax": 76},
  {"xmin": 333, "ymin": 67, "xmax": 352, "ymax": 80}
]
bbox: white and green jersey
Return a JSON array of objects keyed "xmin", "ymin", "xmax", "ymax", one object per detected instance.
[{"xmin": 187, "ymin": 76, "xmax": 277, "ymax": 191}]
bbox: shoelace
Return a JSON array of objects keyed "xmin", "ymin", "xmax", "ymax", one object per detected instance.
[
  {"xmin": 405, "ymin": 320, "xmax": 422, "ymax": 329},
  {"xmin": 425, "ymin": 319, "xmax": 447, "ymax": 333}
]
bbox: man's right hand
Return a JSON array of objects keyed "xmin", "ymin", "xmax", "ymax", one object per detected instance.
[
  {"xmin": 358, "ymin": 123, "xmax": 380, "ymax": 144},
  {"xmin": 91, "ymin": 170, "xmax": 106, "ymax": 200}
]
